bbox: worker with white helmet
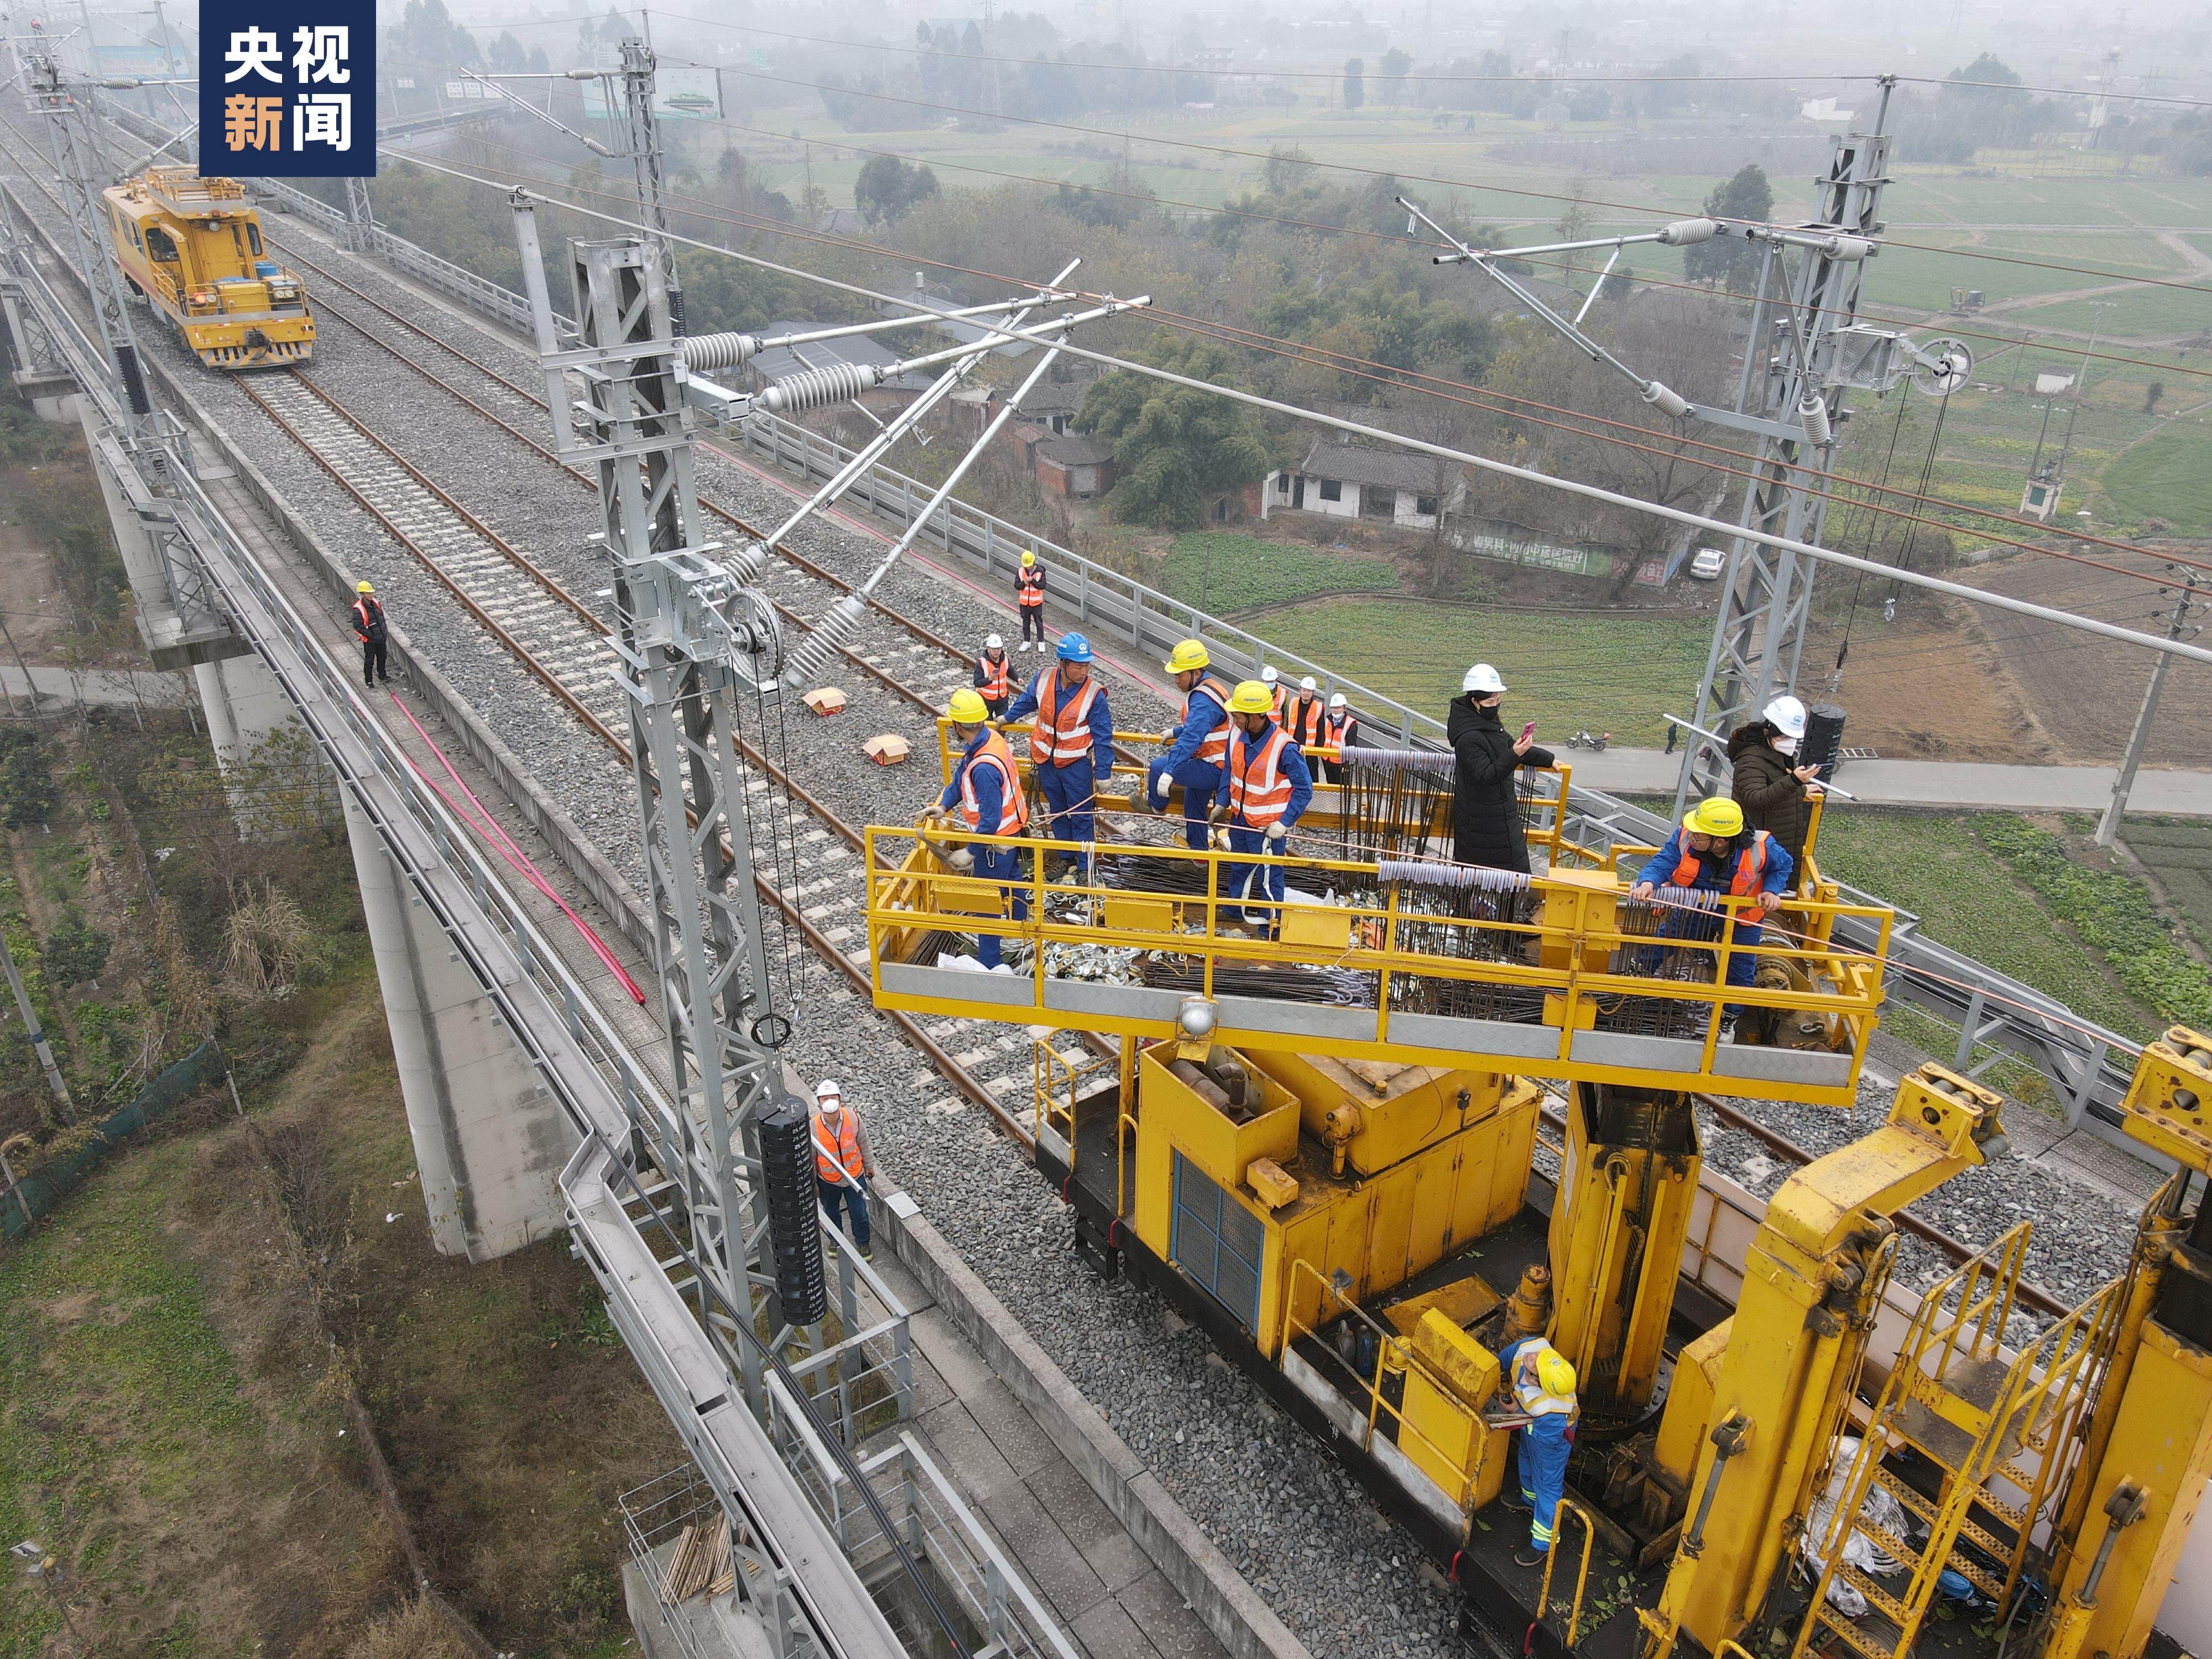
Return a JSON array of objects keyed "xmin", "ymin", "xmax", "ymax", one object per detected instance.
[
  {"xmin": 1728, "ymin": 695, "xmax": 1825, "ymax": 875},
  {"xmin": 1259, "ymin": 664, "xmax": 1288, "ymax": 722},
  {"xmin": 811, "ymin": 1079, "xmax": 879, "ymax": 1259},
  {"xmin": 972, "ymin": 631, "xmax": 1013, "ymax": 719},
  {"xmin": 1284, "ymin": 675, "xmax": 1327, "ymax": 752},
  {"xmin": 1448, "ymin": 663, "xmax": 1556, "ymax": 874},
  {"xmin": 1320, "ymin": 692, "xmax": 1357, "ymax": 784}
]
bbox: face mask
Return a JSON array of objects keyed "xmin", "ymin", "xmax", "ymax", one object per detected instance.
[{"xmin": 1774, "ymin": 735, "xmax": 1799, "ymax": 757}]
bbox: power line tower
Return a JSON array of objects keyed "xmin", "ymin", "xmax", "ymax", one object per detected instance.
[
  {"xmin": 513, "ymin": 204, "xmax": 789, "ymax": 1404},
  {"xmin": 614, "ymin": 37, "xmax": 684, "ymax": 335},
  {"xmin": 1676, "ymin": 78, "xmax": 1909, "ymax": 811}
]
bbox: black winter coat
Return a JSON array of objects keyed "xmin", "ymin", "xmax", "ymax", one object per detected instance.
[
  {"xmin": 1729, "ymin": 724, "xmax": 1814, "ymax": 870},
  {"xmin": 1448, "ymin": 697, "xmax": 1555, "ymax": 873}
]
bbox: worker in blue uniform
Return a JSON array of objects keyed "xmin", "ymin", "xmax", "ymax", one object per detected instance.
[
  {"xmin": 1004, "ymin": 632, "xmax": 1113, "ymax": 881},
  {"xmin": 1494, "ymin": 1334, "xmax": 1579, "ymax": 1567},
  {"xmin": 1147, "ymin": 638, "xmax": 1234, "ymax": 851},
  {"xmin": 936, "ymin": 687, "xmax": 1028, "ymax": 971},
  {"xmin": 1213, "ymin": 680, "xmax": 1314, "ymax": 927},
  {"xmin": 1628, "ymin": 795, "xmax": 1795, "ymax": 1024}
]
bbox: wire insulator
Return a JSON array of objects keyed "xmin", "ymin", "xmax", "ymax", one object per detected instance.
[
  {"xmin": 1798, "ymin": 395, "xmax": 1833, "ymax": 446},
  {"xmin": 722, "ymin": 539, "xmax": 770, "ymax": 584},
  {"xmin": 1657, "ymin": 217, "xmax": 1719, "ymax": 246},
  {"xmin": 778, "ymin": 592, "xmax": 866, "ymax": 687},
  {"xmin": 676, "ymin": 331, "xmax": 761, "ymax": 372},
  {"xmin": 760, "ymin": 363, "xmax": 885, "ymax": 416},
  {"xmin": 1642, "ymin": 380, "xmax": 1691, "ymax": 419},
  {"xmin": 758, "ymin": 1099, "xmax": 828, "ymax": 1327}
]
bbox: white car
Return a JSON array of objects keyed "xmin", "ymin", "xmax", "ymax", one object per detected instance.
[{"xmin": 1688, "ymin": 546, "xmax": 1728, "ymax": 580}]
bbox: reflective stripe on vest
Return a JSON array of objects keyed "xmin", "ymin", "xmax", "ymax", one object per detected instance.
[
  {"xmin": 957, "ymin": 730, "xmax": 1029, "ymax": 835},
  {"xmin": 1227, "ymin": 725, "xmax": 1297, "ymax": 827},
  {"xmin": 1186, "ymin": 679, "xmax": 1230, "ymax": 768},
  {"xmin": 814, "ymin": 1109, "xmax": 862, "ymax": 1183},
  {"xmin": 1322, "ymin": 711, "xmax": 1348, "ymax": 763},
  {"xmin": 1028, "ymin": 669, "xmax": 1098, "ymax": 766},
  {"xmin": 1017, "ymin": 567, "xmax": 1045, "ymax": 607},
  {"xmin": 1513, "ymin": 1347, "xmax": 1576, "ymax": 1418},
  {"xmin": 353, "ymin": 598, "xmax": 379, "ymax": 638},
  {"xmin": 977, "ymin": 652, "xmax": 1010, "ymax": 701},
  {"xmin": 1671, "ymin": 828, "xmax": 1771, "ymax": 896}
]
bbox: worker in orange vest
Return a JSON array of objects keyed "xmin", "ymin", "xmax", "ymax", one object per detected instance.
[
  {"xmin": 1321, "ymin": 692, "xmax": 1357, "ymax": 784},
  {"xmin": 1628, "ymin": 795, "xmax": 1794, "ymax": 1027},
  {"xmin": 1015, "ymin": 551, "xmax": 1047, "ymax": 651},
  {"xmin": 1004, "ymin": 633, "xmax": 1112, "ymax": 880},
  {"xmin": 811, "ymin": 1079, "xmax": 879, "ymax": 1259},
  {"xmin": 352, "ymin": 580, "xmax": 390, "ymax": 688},
  {"xmin": 1284, "ymin": 675, "xmax": 1327, "ymax": 751},
  {"xmin": 973, "ymin": 632, "xmax": 1013, "ymax": 718},
  {"xmin": 1214, "ymin": 680, "xmax": 1314, "ymax": 927},
  {"xmin": 1260, "ymin": 665, "xmax": 1288, "ymax": 722},
  {"xmin": 937, "ymin": 687, "xmax": 1030, "ymax": 971}
]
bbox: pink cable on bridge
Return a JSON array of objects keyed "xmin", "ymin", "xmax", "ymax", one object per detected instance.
[{"xmin": 387, "ymin": 692, "xmax": 647, "ymax": 1006}]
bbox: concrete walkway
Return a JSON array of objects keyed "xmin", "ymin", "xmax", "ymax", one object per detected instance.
[
  {"xmin": 1565, "ymin": 746, "xmax": 2212, "ymax": 816},
  {"xmin": 0, "ymin": 662, "xmax": 187, "ymax": 710}
]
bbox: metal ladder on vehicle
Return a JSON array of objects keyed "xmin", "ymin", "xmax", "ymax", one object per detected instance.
[{"xmin": 1791, "ymin": 1224, "xmax": 2117, "ymax": 1659}]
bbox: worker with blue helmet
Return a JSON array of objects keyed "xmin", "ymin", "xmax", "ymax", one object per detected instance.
[{"xmin": 1004, "ymin": 630, "xmax": 1113, "ymax": 881}]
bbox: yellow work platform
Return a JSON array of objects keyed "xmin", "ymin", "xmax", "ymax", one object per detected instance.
[{"xmin": 863, "ymin": 823, "xmax": 1890, "ymax": 1107}]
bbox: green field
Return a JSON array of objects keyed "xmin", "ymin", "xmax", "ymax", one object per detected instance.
[
  {"xmin": 2125, "ymin": 818, "xmax": 2212, "ymax": 956},
  {"xmin": 1259, "ymin": 596, "xmax": 1709, "ymax": 745},
  {"xmin": 1159, "ymin": 532, "xmax": 1402, "ymax": 614},
  {"xmin": 2101, "ymin": 421, "xmax": 2212, "ymax": 534},
  {"xmin": 1809, "ymin": 810, "xmax": 2162, "ymax": 1044}
]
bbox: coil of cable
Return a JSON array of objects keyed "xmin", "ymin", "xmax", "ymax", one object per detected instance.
[{"xmin": 758, "ymin": 1099, "xmax": 828, "ymax": 1326}]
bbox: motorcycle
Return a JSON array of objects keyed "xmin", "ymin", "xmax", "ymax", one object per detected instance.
[{"xmin": 1565, "ymin": 729, "xmax": 1611, "ymax": 752}]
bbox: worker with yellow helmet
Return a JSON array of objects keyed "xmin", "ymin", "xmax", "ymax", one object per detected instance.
[
  {"xmin": 1493, "ymin": 1333, "xmax": 1579, "ymax": 1566},
  {"xmin": 1014, "ymin": 549, "xmax": 1047, "ymax": 652},
  {"xmin": 351, "ymin": 579, "xmax": 389, "ymax": 688},
  {"xmin": 1628, "ymin": 795, "xmax": 1796, "ymax": 1024},
  {"xmin": 933, "ymin": 687, "xmax": 1030, "ymax": 972},
  {"xmin": 1213, "ymin": 679, "xmax": 1314, "ymax": 926},
  {"xmin": 1146, "ymin": 639, "xmax": 1235, "ymax": 851}
]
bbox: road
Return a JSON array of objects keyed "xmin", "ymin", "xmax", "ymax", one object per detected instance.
[
  {"xmin": 1566, "ymin": 745, "xmax": 2212, "ymax": 815},
  {"xmin": 0, "ymin": 664, "xmax": 188, "ymax": 711}
]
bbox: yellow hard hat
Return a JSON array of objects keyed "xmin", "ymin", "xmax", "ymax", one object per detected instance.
[
  {"xmin": 1684, "ymin": 796, "xmax": 1745, "ymax": 837},
  {"xmin": 1536, "ymin": 1348, "xmax": 1577, "ymax": 1399},
  {"xmin": 1164, "ymin": 639, "xmax": 1211, "ymax": 676},
  {"xmin": 356, "ymin": 580, "xmax": 374, "ymax": 594},
  {"xmin": 1021, "ymin": 551, "xmax": 1036, "ymax": 567},
  {"xmin": 1228, "ymin": 679, "xmax": 1274, "ymax": 715},
  {"xmin": 946, "ymin": 688, "xmax": 990, "ymax": 724}
]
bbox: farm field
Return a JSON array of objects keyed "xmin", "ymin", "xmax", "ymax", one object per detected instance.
[
  {"xmin": 1157, "ymin": 531, "xmax": 1401, "ymax": 614},
  {"xmin": 2100, "ymin": 420, "xmax": 2212, "ymax": 535},
  {"xmin": 1259, "ymin": 595, "xmax": 1709, "ymax": 744},
  {"xmin": 2125, "ymin": 818, "xmax": 2212, "ymax": 957}
]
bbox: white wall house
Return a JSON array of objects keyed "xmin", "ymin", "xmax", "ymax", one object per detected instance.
[{"xmin": 1262, "ymin": 439, "xmax": 1467, "ymax": 530}]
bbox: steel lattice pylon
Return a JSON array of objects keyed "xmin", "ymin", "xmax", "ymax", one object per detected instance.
[
  {"xmin": 514, "ymin": 205, "xmax": 791, "ymax": 1406},
  {"xmin": 1676, "ymin": 80, "xmax": 1897, "ymax": 813}
]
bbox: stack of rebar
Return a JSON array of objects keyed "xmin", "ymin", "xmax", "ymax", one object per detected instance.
[
  {"xmin": 1140, "ymin": 956, "xmax": 1376, "ymax": 1006},
  {"xmin": 1333, "ymin": 749, "xmax": 1455, "ymax": 863},
  {"xmin": 1375, "ymin": 859, "xmax": 1547, "ymax": 1022},
  {"xmin": 1598, "ymin": 886, "xmax": 1719, "ymax": 1037}
]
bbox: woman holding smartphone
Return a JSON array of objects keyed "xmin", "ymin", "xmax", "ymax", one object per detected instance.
[{"xmin": 1449, "ymin": 662, "xmax": 1556, "ymax": 875}]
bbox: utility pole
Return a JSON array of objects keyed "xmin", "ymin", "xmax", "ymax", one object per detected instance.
[
  {"xmin": 2097, "ymin": 565, "xmax": 2204, "ymax": 847},
  {"xmin": 615, "ymin": 38, "xmax": 683, "ymax": 334},
  {"xmin": 0, "ymin": 933, "xmax": 71, "ymax": 1115},
  {"xmin": 2051, "ymin": 301, "xmax": 2111, "ymax": 489}
]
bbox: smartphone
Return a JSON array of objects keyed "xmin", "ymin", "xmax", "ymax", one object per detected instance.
[{"xmin": 1520, "ymin": 721, "xmax": 1537, "ymax": 743}]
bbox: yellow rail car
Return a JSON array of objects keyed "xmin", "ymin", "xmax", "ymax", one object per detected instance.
[{"xmin": 102, "ymin": 169, "xmax": 314, "ymax": 369}]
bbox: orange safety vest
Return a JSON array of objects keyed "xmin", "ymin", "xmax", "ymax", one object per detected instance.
[
  {"xmin": 1285, "ymin": 695, "xmax": 1326, "ymax": 749},
  {"xmin": 813, "ymin": 1107, "xmax": 863, "ymax": 1184},
  {"xmin": 352, "ymin": 596, "xmax": 384, "ymax": 641},
  {"xmin": 1028, "ymin": 668, "xmax": 1099, "ymax": 767},
  {"xmin": 1267, "ymin": 684, "xmax": 1289, "ymax": 722},
  {"xmin": 1185, "ymin": 677, "xmax": 1231, "ymax": 768},
  {"xmin": 976, "ymin": 651, "xmax": 1011, "ymax": 702},
  {"xmin": 1226, "ymin": 724, "xmax": 1298, "ymax": 828},
  {"xmin": 1671, "ymin": 829, "xmax": 1771, "ymax": 896},
  {"xmin": 957, "ymin": 729, "xmax": 1029, "ymax": 835},
  {"xmin": 1016, "ymin": 566, "xmax": 1046, "ymax": 608},
  {"xmin": 1322, "ymin": 711, "xmax": 1351, "ymax": 764}
]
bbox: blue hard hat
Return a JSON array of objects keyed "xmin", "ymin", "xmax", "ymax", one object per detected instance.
[{"xmin": 1056, "ymin": 632, "xmax": 1094, "ymax": 662}]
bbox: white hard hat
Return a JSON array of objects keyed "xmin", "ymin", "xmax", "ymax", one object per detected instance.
[
  {"xmin": 985, "ymin": 633, "xmax": 1003, "ymax": 650},
  {"xmin": 1300, "ymin": 676, "xmax": 1317, "ymax": 692},
  {"xmin": 1762, "ymin": 696, "xmax": 1808, "ymax": 739},
  {"xmin": 1462, "ymin": 662, "xmax": 1507, "ymax": 695},
  {"xmin": 814, "ymin": 1079, "xmax": 842, "ymax": 1103},
  {"xmin": 1261, "ymin": 665, "xmax": 1279, "ymax": 685},
  {"xmin": 1328, "ymin": 692, "xmax": 1347, "ymax": 709}
]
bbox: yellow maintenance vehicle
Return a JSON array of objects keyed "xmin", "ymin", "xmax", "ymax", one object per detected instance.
[
  {"xmin": 865, "ymin": 701, "xmax": 2212, "ymax": 1659},
  {"xmin": 102, "ymin": 169, "xmax": 314, "ymax": 368}
]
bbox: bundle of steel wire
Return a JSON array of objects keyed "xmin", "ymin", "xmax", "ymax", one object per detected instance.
[
  {"xmin": 1095, "ymin": 852, "xmax": 1333, "ymax": 899},
  {"xmin": 1139, "ymin": 957, "xmax": 1377, "ymax": 1007},
  {"xmin": 1376, "ymin": 858, "xmax": 1546, "ymax": 1022},
  {"xmin": 1597, "ymin": 886, "xmax": 1719, "ymax": 1037},
  {"xmin": 1329, "ymin": 749, "xmax": 1454, "ymax": 863}
]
